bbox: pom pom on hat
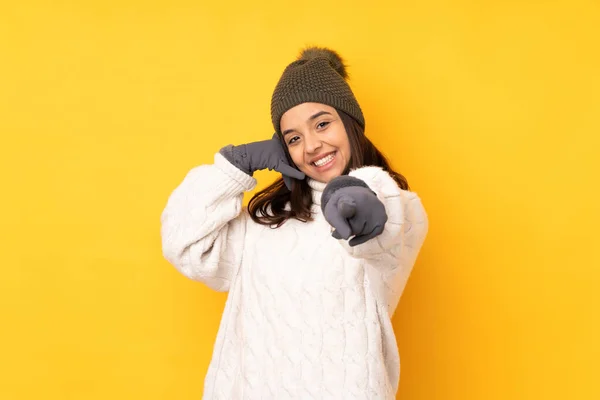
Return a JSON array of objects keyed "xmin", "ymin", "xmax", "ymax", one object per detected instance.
[{"xmin": 297, "ymin": 46, "xmax": 348, "ymax": 79}]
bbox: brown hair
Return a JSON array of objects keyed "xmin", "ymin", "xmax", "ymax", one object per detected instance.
[{"xmin": 248, "ymin": 109, "xmax": 409, "ymax": 227}]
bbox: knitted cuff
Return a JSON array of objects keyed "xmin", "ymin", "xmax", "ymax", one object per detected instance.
[
  {"xmin": 321, "ymin": 175, "xmax": 372, "ymax": 211},
  {"xmin": 219, "ymin": 145, "xmax": 251, "ymax": 176}
]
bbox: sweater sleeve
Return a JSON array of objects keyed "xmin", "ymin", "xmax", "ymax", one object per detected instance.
[
  {"xmin": 160, "ymin": 153, "xmax": 257, "ymax": 292},
  {"xmin": 338, "ymin": 167, "xmax": 429, "ymax": 318},
  {"xmin": 337, "ymin": 166, "xmax": 429, "ymax": 262}
]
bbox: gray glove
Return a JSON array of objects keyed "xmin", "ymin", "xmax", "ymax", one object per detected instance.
[
  {"xmin": 321, "ymin": 176, "xmax": 388, "ymax": 246},
  {"xmin": 220, "ymin": 133, "xmax": 305, "ymax": 190}
]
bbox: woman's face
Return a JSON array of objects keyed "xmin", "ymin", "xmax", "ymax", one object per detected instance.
[{"xmin": 280, "ymin": 102, "xmax": 351, "ymax": 183}]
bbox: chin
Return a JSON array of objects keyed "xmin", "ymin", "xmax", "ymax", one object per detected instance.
[{"xmin": 308, "ymin": 169, "xmax": 344, "ymax": 184}]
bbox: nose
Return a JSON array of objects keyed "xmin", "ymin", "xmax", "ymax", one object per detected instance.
[{"xmin": 304, "ymin": 131, "xmax": 322, "ymax": 154}]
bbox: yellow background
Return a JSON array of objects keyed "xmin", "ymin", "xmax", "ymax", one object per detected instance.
[{"xmin": 1, "ymin": 1, "xmax": 599, "ymax": 399}]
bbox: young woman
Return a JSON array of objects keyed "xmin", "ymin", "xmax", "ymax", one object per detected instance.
[{"xmin": 161, "ymin": 47, "xmax": 428, "ymax": 399}]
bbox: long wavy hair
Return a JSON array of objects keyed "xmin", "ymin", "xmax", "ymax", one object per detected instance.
[{"xmin": 248, "ymin": 109, "xmax": 409, "ymax": 227}]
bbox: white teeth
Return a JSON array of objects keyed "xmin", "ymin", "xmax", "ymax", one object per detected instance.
[{"xmin": 313, "ymin": 153, "xmax": 335, "ymax": 167}]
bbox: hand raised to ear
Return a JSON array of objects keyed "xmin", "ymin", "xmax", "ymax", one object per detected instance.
[{"xmin": 219, "ymin": 133, "xmax": 305, "ymax": 190}]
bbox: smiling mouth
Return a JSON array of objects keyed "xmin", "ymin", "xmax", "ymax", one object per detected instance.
[{"xmin": 311, "ymin": 152, "xmax": 336, "ymax": 167}]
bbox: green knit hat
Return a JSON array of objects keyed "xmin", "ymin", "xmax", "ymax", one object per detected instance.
[{"xmin": 271, "ymin": 47, "xmax": 365, "ymax": 134}]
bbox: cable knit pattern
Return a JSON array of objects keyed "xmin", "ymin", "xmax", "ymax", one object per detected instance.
[{"xmin": 161, "ymin": 153, "xmax": 428, "ymax": 399}]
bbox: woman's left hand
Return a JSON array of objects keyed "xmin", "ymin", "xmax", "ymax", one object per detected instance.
[{"xmin": 321, "ymin": 176, "xmax": 388, "ymax": 247}]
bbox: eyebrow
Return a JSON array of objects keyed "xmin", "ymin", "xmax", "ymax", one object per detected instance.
[{"xmin": 282, "ymin": 111, "xmax": 333, "ymax": 136}]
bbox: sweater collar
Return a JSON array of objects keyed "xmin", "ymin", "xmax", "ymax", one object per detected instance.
[{"xmin": 307, "ymin": 178, "xmax": 326, "ymax": 206}]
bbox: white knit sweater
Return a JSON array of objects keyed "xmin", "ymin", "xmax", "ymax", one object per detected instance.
[{"xmin": 161, "ymin": 153, "xmax": 428, "ymax": 399}]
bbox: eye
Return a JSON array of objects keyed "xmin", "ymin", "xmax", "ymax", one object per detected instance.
[
  {"xmin": 316, "ymin": 121, "xmax": 330, "ymax": 130},
  {"xmin": 287, "ymin": 136, "xmax": 300, "ymax": 145}
]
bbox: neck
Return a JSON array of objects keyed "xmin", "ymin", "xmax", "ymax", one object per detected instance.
[{"xmin": 307, "ymin": 178, "xmax": 326, "ymax": 206}]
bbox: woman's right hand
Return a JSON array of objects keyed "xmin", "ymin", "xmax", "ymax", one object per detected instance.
[{"xmin": 220, "ymin": 133, "xmax": 305, "ymax": 190}]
